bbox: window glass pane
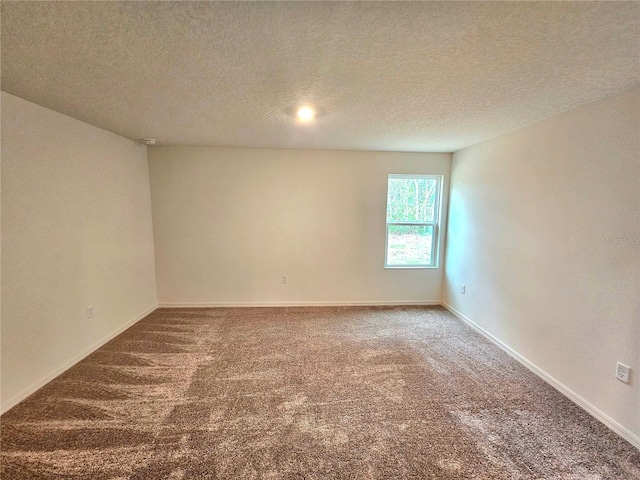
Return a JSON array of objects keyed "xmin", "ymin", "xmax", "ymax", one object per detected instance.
[
  {"xmin": 386, "ymin": 178, "xmax": 438, "ymax": 222},
  {"xmin": 386, "ymin": 225, "xmax": 434, "ymax": 266}
]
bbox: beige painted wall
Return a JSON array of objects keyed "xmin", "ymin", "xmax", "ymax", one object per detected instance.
[
  {"xmin": 444, "ymin": 88, "xmax": 640, "ymax": 439},
  {"xmin": 149, "ymin": 147, "xmax": 450, "ymax": 305},
  {"xmin": 1, "ymin": 93, "xmax": 158, "ymax": 411}
]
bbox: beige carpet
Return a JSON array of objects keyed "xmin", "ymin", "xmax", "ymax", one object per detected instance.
[{"xmin": 1, "ymin": 306, "xmax": 639, "ymax": 479}]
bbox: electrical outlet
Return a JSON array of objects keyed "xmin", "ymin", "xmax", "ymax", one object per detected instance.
[
  {"xmin": 281, "ymin": 275, "xmax": 288, "ymax": 284},
  {"xmin": 87, "ymin": 305, "xmax": 95, "ymax": 319},
  {"xmin": 461, "ymin": 284, "xmax": 466, "ymax": 294},
  {"xmin": 616, "ymin": 362, "xmax": 630, "ymax": 384}
]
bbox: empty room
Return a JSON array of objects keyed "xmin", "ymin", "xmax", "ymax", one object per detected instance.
[{"xmin": 1, "ymin": 1, "xmax": 639, "ymax": 478}]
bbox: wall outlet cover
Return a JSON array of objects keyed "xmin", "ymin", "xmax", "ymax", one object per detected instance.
[{"xmin": 616, "ymin": 362, "xmax": 630, "ymax": 384}]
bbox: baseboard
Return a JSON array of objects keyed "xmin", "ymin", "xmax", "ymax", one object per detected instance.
[
  {"xmin": 442, "ymin": 302, "xmax": 640, "ymax": 450},
  {"xmin": 157, "ymin": 300, "xmax": 441, "ymax": 308},
  {"xmin": 1, "ymin": 304, "xmax": 158, "ymax": 415}
]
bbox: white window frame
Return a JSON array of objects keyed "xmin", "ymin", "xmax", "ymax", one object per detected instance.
[{"xmin": 384, "ymin": 174, "xmax": 443, "ymax": 269}]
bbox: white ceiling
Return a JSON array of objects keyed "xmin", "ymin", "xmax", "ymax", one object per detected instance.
[{"xmin": 2, "ymin": 1, "xmax": 638, "ymax": 152}]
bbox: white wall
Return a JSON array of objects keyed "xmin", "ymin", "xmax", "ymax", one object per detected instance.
[
  {"xmin": 149, "ymin": 147, "xmax": 450, "ymax": 305},
  {"xmin": 1, "ymin": 93, "xmax": 158, "ymax": 412},
  {"xmin": 444, "ymin": 88, "xmax": 640, "ymax": 441}
]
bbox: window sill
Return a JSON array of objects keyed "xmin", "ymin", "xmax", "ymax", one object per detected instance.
[{"xmin": 384, "ymin": 265, "xmax": 439, "ymax": 269}]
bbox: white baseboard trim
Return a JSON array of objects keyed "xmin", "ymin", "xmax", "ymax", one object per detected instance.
[
  {"xmin": 442, "ymin": 302, "xmax": 640, "ymax": 450},
  {"xmin": 1, "ymin": 304, "xmax": 158, "ymax": 415},
  {"xmin": 157, "ymin": 301, "xmax": 441, "ymax": 308}
]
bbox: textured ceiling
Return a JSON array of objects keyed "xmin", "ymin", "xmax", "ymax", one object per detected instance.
[{"xmin": 2, "ymin": 1, "xmax": 639, "ymax": 152}]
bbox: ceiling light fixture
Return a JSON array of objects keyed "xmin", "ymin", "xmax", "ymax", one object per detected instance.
[
  {"xmin": 296, "ymin": 106, "xmax": 316, "ymax": 122},
  {"xmin": 140, "ymin": 138, "xmax": 157, "ymax": 146}
]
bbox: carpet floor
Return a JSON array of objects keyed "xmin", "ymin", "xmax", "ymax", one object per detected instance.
[{"xmin": 1, "ymin": 306, "xmax": 639, "ymax": 479}]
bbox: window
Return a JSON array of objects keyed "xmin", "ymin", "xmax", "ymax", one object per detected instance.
[{"xmin": 385, "ymin": 174, "xmax": 443, "ymax": 268}]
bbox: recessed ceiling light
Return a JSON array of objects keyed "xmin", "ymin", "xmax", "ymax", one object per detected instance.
[{"xmin": 296, "ymin": 106, "xmax": 316, "ymax": 122}]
